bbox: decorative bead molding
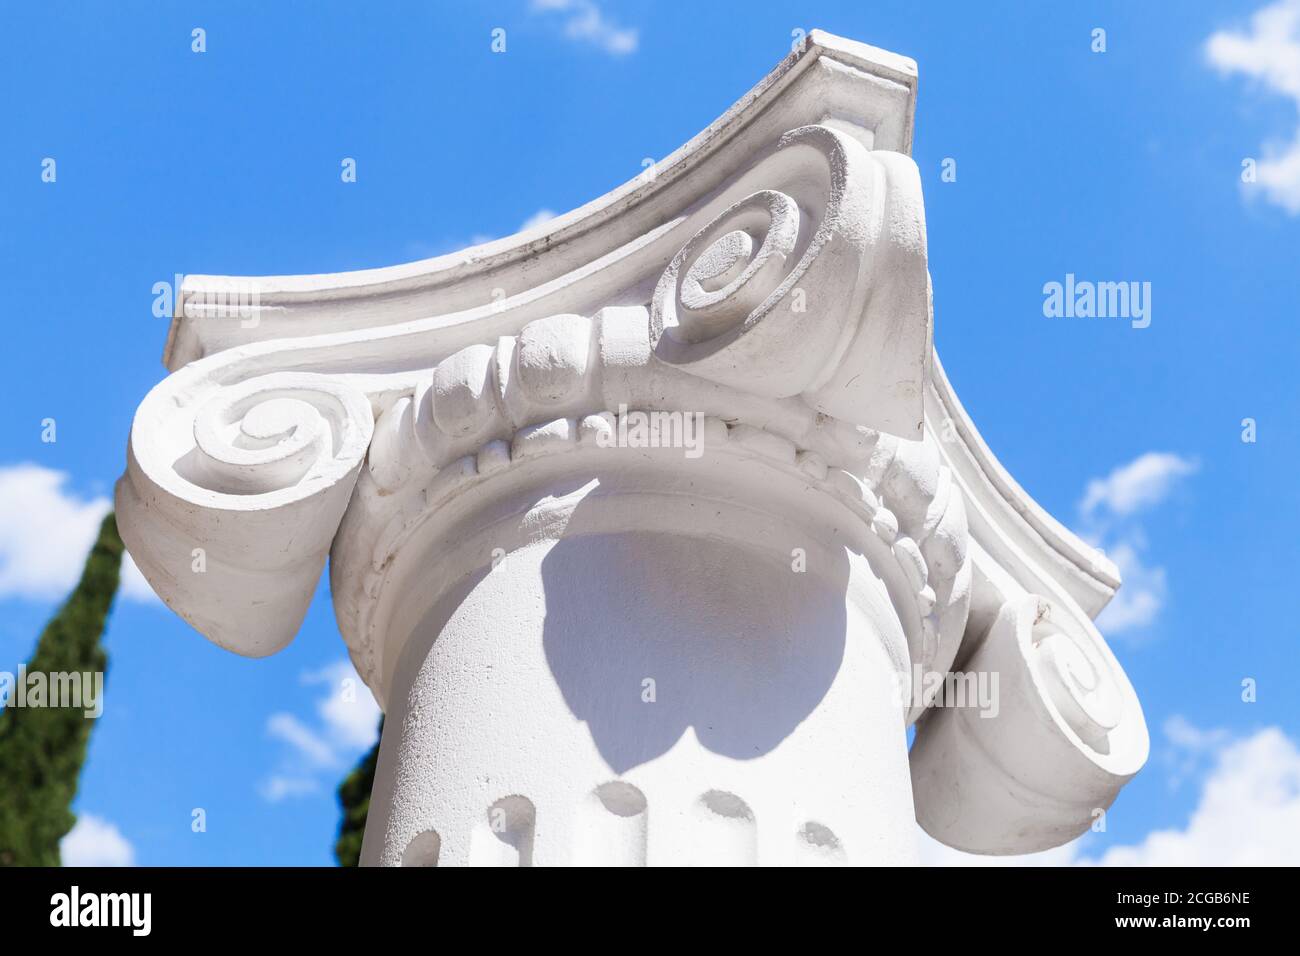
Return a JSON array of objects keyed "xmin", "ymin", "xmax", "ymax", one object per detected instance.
[
  {"xmin": 118, "ymin": 111, "xmax": 937, "ymax": 663},
  {"xmin": 340, "ymin": 386, "xmax": 970, "ymax": 704}
]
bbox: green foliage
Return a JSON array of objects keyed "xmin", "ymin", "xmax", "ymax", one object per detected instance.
[
  {"xmin": 0, "ymin": 513, "xmax": 123, "ymax": 867},
  {"xmin": 334, "ymin": 718, "xmax": 382, "ymax": 867}
]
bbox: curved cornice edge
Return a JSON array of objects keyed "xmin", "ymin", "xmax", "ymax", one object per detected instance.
[
  {"xmin": 165, "ymin": 31, "xmax": 917, "ymax": 369},
  {"xmin": 926, "ymin": 350, "xmax": 1120, "ymax": 619}
]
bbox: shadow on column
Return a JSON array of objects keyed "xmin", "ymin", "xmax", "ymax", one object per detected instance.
[{"xmin": 540, "ymin": 522, "xmax": 849, "ymax": 774}]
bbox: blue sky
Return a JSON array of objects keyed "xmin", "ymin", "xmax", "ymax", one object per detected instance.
[{"xmin": 1, "ymin": 1, "xmax": 1297, "ymax": 865}]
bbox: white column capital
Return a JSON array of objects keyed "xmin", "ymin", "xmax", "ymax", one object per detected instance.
[{"xmin": 117, "ymin": 31, "xmax": 1146, "ymax": 861}]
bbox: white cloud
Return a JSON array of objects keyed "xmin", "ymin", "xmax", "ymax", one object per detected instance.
[
  {"xmin": 261, "ymin": 659, "xmax": 381, "ymax": 802},
  {"xmin": 304, "ymin": 660, "xmax": 383, "ymax": 752},
  {"xmin": 1093, "ymin": 724, "xmax": 1300, "ymax": 865},
  {"xmin": 531, "ymin": 0, "xmax": 638, "ymax": 56},
  {"xmin": 1163, "ymin": 714, "xmax": 1231, "ymax": 752},
  {"xmin": 1094, "ymin": 539, "xmax": 1165, "ymax": 634},
  {"xmin": 260, "ymin": 775, "xmax": 319, "ymax": 802},
  {"xmin": 411, "ymin": 209, "xmax": 561, "ymax": 261},
  {"xmin": 0, "ymin": 463, "xmax": 158, "ymax": 604},
  {"xmin": 61, "ymin": 813, "xmax": 136, "ymax": 866},
  {"xmin": 1161, "ymin": 714, "xmax": 1231, "ymax": 790},
  {"xmin": 921, "ymin": 723, "xmax": 1300, "ymax": 866},
  {"xmin": 519, "ymin": 208, "xmax": 558, "ymax": 231},
  {"xmin": 266, "ymin": 713, "xmax": 337, "ymax": 768},
  {"xmin": 0, "ymin": 464, "xmax": 111, "ymax": 600},
  {"xmin": 1080, "ymin": 452, "xmax": 1198, "ymax": 518},
  {"xmin": 1075, "ymin": 452, "xmax": 1196, "ymax": 637},
  {"xmin": 1206, "ymin": 0, "xmax": 1300, "ymax": 214}
]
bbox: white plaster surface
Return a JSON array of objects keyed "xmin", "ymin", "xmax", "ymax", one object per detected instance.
[
  {"xmin": 116, "ymin": 31, "xmax": 1147, "ymax": 865},
  {"xmin": 363, "ymin": 473, "xmax": 919, "ymax": 866}
]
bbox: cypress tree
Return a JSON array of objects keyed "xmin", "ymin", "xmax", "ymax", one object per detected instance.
[
  {"xmin": 334, "ymin": 718, "xmax": 382, "ymax": 867},
  {"xmin": 0, "ymin": 512, "xmax": 124, "ymax": 866}
]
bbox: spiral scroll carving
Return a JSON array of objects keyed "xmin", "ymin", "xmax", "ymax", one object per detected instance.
[
  {"xmin": 117, "ymin": 370, "xmax": 374, "ymax": 657},
  {"xmin": 910, "ymin": 594, "xmax": 1148, "ymax": 853},
  {"xmin": 655, "ymin": 189, "xmax": 801, "ymax": 349},
  {"xmin": 183, "ymin": 377, "xmax": 370, "ymax": 497},
  {"xmin": 1029, "ymin": 608, "xmax": 1125, "ymax": 752},
  {"xmin": 648, "ymin": 124, "xmax": 872, "ymax": 398},
  {"xmin": 646, "ymin": 123, "xmax": 931, "ymax": 439}
]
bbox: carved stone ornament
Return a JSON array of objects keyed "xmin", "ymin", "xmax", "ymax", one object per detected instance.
[{"xmin": 117, "ymin": 32, "xmax": 1147, "ymax": 865}]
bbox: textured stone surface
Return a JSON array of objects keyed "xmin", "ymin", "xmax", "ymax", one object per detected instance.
[{"xmin": 116, "ymin": 31, "xmax": 1146, "ymax": 865}]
